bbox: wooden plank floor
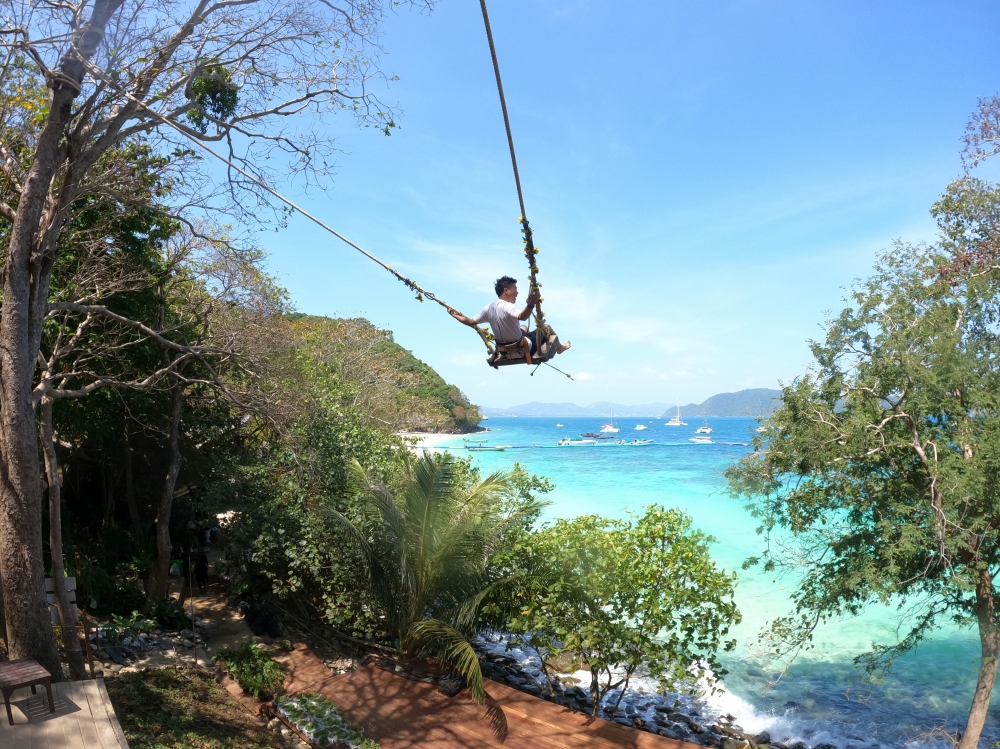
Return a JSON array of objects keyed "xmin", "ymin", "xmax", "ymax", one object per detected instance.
[
  {"xmin": 311, "ymin": 663, "xmax": 698, "ymax": 749},
  {"xmin": 0, "ymin": 678, "xmax": 128, "ymax": 748}
]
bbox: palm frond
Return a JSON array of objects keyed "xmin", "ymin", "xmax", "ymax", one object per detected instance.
[
  {"xmin": 452, "ymin": 570, "xmax": 526, "ymax": 632},
  {"xmin": 480, "ymin": 496, "xmax": 550, "ymax": 564},
  {"xmin": 407, "ymin": 617, "xmax": 488, "ymax": 704},
  {"xmin": 454, "ymin": 469, "xmax": 514, "ymax": 523},
  {"xmin": 355, "ymin": 463, "xmax": 416, "ymax": 615}
]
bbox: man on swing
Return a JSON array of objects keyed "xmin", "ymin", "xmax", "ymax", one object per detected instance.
[{"xmin": 449, "ymin": 276, "xmax": 571, "ymax": 365}]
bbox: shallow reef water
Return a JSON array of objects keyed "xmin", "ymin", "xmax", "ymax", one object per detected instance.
[{"xmin": 431, "ymin": 417, "xmax": 997, "ymax": 749}]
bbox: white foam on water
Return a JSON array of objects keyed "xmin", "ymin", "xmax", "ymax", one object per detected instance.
[{"xmin": 476, "ymin": 634, "xmax": 967, "ymax": 749}]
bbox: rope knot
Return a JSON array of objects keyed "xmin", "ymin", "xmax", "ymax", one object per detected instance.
[{"xmin": 46, "ymin": 70, "xmax": 82, "ymax": 96}]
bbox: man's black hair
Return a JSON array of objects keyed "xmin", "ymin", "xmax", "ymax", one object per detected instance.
[{"xmin": 494, "ymin": 275, "xmax": 518, "ymax": 297}]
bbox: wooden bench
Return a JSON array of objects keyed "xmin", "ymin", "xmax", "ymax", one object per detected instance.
[{"xmin": 0, "ymin": 658, "xmax": 54, "ymax": 725}]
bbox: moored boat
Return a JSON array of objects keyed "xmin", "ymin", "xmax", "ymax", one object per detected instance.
[
  {"xmin": 600, "ymin": 407, "xmax": 620, "ymax": 434},
  {"xmin": 666, "ymin": 406, "xmax": 687, "ymax": 426}
]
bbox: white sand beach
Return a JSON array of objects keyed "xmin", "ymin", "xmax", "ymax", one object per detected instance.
[{"xmin": 396, "ymin": 432, "xmax": 464, "ymax": 449}]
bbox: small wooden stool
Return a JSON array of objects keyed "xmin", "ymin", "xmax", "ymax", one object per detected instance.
[{"xmin": 0, "ymin": 658, "xmax": 54, "ymax": 725}]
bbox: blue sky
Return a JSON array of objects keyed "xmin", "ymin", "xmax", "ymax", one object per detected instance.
[{"xmin": 256, "ymin": 0, "xmax": 1000, "ymax": 409}]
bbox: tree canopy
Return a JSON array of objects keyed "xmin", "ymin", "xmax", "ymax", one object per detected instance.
[
  {"xmin": 507, "ymin": 506, "xmax": 740, "ymax": 717},
  {"xmin": 726, "ymin": 178, "xmax": 1000, "ymax": 749}
]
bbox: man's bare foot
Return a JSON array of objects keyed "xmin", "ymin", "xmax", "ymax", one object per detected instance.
[{"xmin": 556, "ymin": 340, "xmax": 572, "ymax": 354}]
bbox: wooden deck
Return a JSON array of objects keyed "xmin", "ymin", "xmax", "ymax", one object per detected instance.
[
  {"xmin": 312, "ymin": 662, "xmax": 697, "ymax": 749},
  {"xmin": 0, "ymin": 678, "xmax": 128, "ymax": 748}
]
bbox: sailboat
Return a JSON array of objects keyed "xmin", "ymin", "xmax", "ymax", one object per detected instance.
[
  {"xmin": 665, "ymin": 405, "xmax": 687, "ymax": 426},
  {"xmin": 583, "ymin": 408, "xmax": 619, "ymax": 438},
  {"xmin": 600, "ymin": 407, "xmax": 620, "ymax": 434}
]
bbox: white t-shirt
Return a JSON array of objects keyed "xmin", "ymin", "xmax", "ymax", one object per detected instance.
[{"xmin": 473, "ymin": 299, "xmax": 524, "ymax": 344}]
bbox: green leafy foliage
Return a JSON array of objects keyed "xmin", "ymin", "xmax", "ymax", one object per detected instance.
[
  {"xmin": 221, "ymin": 388, "xmax": 401, "ymax": 639},
  {"xmin": 149, "ymin": 598, "xmax": 189, "ymax": 630},
  {"xmin": 102, "ymin": 611, "xmax": 155, "ymax": 644},
  {"xmin": 186, "ymin": 64, "xmax": 239, "ymax": 133},
  {"xmin": 288, "ymin": 314, "xmax": 482, "ymax": 432},
  {"xmin": 213, "ymin": 640, "xmax": 285, "ymax": 700},
  {"xmin": 77, "ymin": 562, "xmax": 147, "ymax": 617},
  {"xmin": 725, "ymin": 178, "xmax": 1000, "ymax": 748},
  {"xmin": 340, "ymin": 452, "xmax": 547, "ymax": 703},
  {"xmin": 274, "ymin": 692, "xmax": 379, "ymax": 749},
  {"xmin": 507, "ymin": 506, "xmax": 739, "ymax": 716}
]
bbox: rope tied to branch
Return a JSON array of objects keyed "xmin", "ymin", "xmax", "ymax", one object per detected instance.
[{"xmin": 46, "ymin": 70, "xmax": 81, "ymax": 96}]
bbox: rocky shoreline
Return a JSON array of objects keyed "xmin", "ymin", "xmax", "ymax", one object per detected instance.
[{"xmin": 476, "ymin": 644, "xmax": 874, "ymax": 749}]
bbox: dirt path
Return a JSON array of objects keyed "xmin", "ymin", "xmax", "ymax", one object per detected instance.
[{"xmin": 108, "ymin": 553, "xmax": 253, "ymax": 674}]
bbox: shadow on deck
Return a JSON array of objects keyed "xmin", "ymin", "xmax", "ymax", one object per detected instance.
[{"xmin": 311, "ymin": 658, "xmax": 698, "ymax": 749}]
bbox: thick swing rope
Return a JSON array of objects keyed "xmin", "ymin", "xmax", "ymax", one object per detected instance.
[
  {"xmin": 478, "ymin": 0, "xmax": 547, "ymax": 336},
  {"xmin": 478, "ymin": 0, "xmax": 526, "ymax": 223},
  {"xmin": 83, "ymin": 62, "xmax": 499, "ymax": 355}
]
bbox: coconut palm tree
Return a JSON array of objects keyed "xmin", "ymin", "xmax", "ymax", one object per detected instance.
[{"xmin": 335, "ymin": 452, "xmax": 543, "ymax": 703}]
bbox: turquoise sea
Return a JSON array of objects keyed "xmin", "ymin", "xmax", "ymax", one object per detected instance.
[{"xmin": 429, "ymin": 416, "xmax": 993, "ymax": 748}]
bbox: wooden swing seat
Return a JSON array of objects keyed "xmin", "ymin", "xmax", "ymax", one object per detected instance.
[{"xmin": 488, "ymin": 333, "xmax": 557, "ymax": 368}]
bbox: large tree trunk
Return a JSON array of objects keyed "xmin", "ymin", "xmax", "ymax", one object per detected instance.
[
  {"xmin": 124, "ymin": 439, "xmax": 143, "ymax": 540},
  {"xmin": 0, "ymin": 1, "xmax": 121, "ymax": 680},
  {"xmin": 40, "ymin": 398, "xmax": 87, "ymax": 680},
  {"xmin": 0, "ymin": 124, "xmax": 68, "ymax": 681},
  {"xmin": 0, "ymin": 565, "xmax": 6, "ymax": 659},
  {"xmin": 144, "ymin": 381, "xmax": 184, "ymax": 610},
  {"xmin": 957, "ymin": 567, "xmax": 1000, "ymax": 749}
]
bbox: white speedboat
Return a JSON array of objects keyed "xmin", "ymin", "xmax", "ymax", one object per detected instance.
[
  {"xmin": 558, "ymin": 438, "xmax": 597, "ymax": 446},
  {"xmin": 689, "ymin": 436, "xmax": 714, "ymax": 444},
  {"xmin": 467, "ymin": 445, "xmax": 509, "ymax": 451},
  {"xmin": 666, "ymin": 406, "xmax": 687, "ymax": 426},
  {"xmin": 634, "ymin": 424, "xmax": 648, "ymax": 431},
  {"xmin": 756, "ymin": 425, "xmax": 767, "ymax": 433},
  {"xmin": 695, "ymin": 421, "xmax": 713, "ymax": 434},
  {"xmin": 556, "ymin": 423, "xmax": 564, "ymax": 427},
  {"xmin": 632, "ymin": 439, "xmax": 654, "ymax": 445}
]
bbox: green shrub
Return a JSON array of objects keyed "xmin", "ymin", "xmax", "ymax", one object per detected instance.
[
  {"xmin": 274, "ymin": 692, "xmax": 378, "ymax": 749},
  {"xmin": 102, "ymin": 611, "xmax": 155, "ymax": 644},
  {"xmin": 77, "ymin": 563, "xmax": 146, "ymax": 616},
  {"xmin": 149, "ymin": 598, "xmax": 189, "ymax": 630},
  {"xmin": 213, "ymin": 639, "xmax": 284, "ymax": 699}
]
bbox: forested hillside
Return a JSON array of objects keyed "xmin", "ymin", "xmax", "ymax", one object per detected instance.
[{"xmin": 287, "ymin": 315, "xmax": 482, "ymax": 434}]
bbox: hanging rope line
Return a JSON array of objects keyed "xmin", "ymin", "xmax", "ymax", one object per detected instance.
[
  {"xmin": 84, "ymin": 31, "xmax": 569, "ymax": 379},
  {"xmin": 83, "ymin": 62, "xmax": 499, "ymax": 355},
  {"xmin": 478, "ymin": 0, "xmax": 526, "ymax": 222},
  {"xmin": 478, "ymin": 0, "xmax": 547, "ymax": 337}
]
